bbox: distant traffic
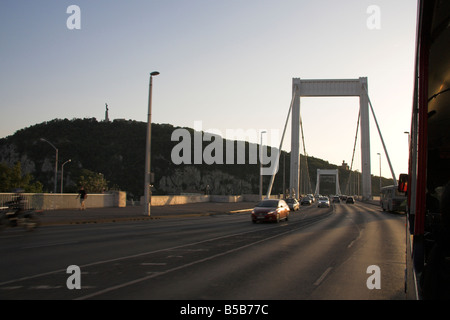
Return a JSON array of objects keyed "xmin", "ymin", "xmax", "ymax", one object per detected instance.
[{"xmin": 251, "ymin": 193, "xmax": 357, "ymax": 224}]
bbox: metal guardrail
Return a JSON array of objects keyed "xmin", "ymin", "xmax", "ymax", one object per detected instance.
[{"xmin": 0, "ymin": 194, "xmax": 36, "ymax": 210}]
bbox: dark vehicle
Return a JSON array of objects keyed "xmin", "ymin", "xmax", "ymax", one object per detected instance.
[
  {"xmin": 251, "ymin": 199, "xmax": 290, "ymax": 223},
  {"xmin": 300, "ymin": 197, "xmax": 312, "ymax": 206},
  {"xmin": 285, "ymin": 198, "xmax": 300, "ymax": 211},
  {"xmin": 346, "ymin": 197, "xmax": 355, "ymax": 204},
  {"xmin": 332, "ymin": 196, "xmax": 340, "ymax": 203}
]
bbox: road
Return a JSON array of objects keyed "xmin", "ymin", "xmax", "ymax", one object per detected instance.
[{"xmin": 0, "ymin": 201, "xmax": 408, "ymax": 302}]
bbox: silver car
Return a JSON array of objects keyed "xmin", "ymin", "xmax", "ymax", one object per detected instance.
[
  {"xmin": 317, "ymin": 196, "xmax": 330, "ymax": 208},
  {"xmin": 285, "ymin": 198, "xmax": 300, "ymax": 211}
]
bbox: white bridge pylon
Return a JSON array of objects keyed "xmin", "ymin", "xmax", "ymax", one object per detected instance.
[
  {"xmin": 314, "ymin": 169, "xmax": 342, "ymax": 196},
  {"xmin": 290, "ymin": 78, "xmax": 372, "ymax": 200}
]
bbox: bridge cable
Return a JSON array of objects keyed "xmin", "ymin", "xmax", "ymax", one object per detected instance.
[
  {"xmin": 299, "ymin": 113, "xmax": 313, "ymax": 194},
  {"xmin": 265, "ymin": 87, "xmax": 298, "ymax": 199},
  {"xmin": 362, "ymin": 85, "xmax": 397, "ymax": 186}
]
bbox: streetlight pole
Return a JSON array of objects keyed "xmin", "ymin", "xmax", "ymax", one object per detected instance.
[
  {"xmin": 61, "ymin": 159, "xmax": 71, "ymax": 193},
  {"xmin": 40, "ymin": 138, "xmax": 58, "ymax": 193},
  {"xmin": 144, "ymin": 71, "xmax": 159, "ymax": 216},
  {"xmin": 259, "ymin": 130, "xmax": 267, "ymax": 200}
]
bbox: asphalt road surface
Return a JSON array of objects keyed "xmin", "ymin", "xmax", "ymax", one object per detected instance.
[{"xmin": 0, "ymin": 201, "xmax": 408, "ymax": 302}]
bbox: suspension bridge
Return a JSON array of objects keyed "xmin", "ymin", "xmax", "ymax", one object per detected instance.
[{"xmin": 265, "ymin": 77, "xmax": 397, "ymax": 200}]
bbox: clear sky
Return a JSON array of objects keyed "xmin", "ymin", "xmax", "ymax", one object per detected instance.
[{"xmin": 0, "ymin": 0, "xmax": 418, "ymax": 180}]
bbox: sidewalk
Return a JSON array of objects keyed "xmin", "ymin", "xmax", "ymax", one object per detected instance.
[{"xmin": 37, "ymin": 202, "xmax": 256, "ymax": 226}]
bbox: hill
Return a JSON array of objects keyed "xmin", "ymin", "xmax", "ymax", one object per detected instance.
[{"xmin": 0, "ymin": 118, "xmax": 393, "ymax": 199}]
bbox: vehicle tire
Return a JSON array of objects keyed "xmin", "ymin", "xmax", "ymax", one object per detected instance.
[{"xmin": 286, "ymin": 214, "xmax": 289, "ymax": 221}]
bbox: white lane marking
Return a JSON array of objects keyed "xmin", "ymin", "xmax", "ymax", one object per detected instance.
[
  {"xmin": 314, "ymin": 267, "xmax": 333, "ymax": 286},
  {"xmin": 29, "ymin": 285, "xmax": 63, "ymax": 290},
  {"xmin": 347, "ymin": 230, "xmax": 363, "ymax": 249}
]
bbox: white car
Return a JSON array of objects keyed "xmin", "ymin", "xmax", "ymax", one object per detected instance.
[
  {"xmin": 317, "ymin": 197, "xmax": 330, "ymax": 208},
  {"xmin": 285, "ymin": 198, "xmax": 300, "ymax": 211}
]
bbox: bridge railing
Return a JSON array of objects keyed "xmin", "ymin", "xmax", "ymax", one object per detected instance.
[{"xmin": 0, "ymin": 191, "xmax": 126, "ymax": 210}]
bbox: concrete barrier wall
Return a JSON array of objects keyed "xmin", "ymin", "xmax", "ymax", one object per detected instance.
[
  {"xmin": 241, "ymin": 194, "xmax": 282, "ymax": 202},
  {"xmin": 210, "ymin": 195, "xmax": 243, "ymax": 203},
  {"xmin": 150, "ymin": 195, "xmax": 210, "ymax": 206},
  {"xmin": 0, "ymin": 191, "xmax": 126, "ymax": 210},
  {"xmin": 145, "ymin": 194, "xmax": 282, "ymax": 206},
  {"xmin": 1, "ymin": 192, "xmax": 281, "ymax": 211}
]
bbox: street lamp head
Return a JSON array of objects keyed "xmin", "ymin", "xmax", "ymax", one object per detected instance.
[{"xmin": 150, "ymin": 71, "xmax": 160, "ymax": 76}]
